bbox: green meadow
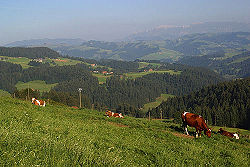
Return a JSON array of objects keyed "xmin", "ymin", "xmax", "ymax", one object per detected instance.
[
  {"xmin": 0, "ymin": 97, "xmax": 249, "ymax": 166},
  {"xmin": 124, "ymin": 70, "xmax": 181, "ymax": 79},
  {"xmin": 142, "ymin": 94, "xmax": 175, "ymax": 112},
  {"xmin": 138, "ymin": 62, "xmax": 162, "ymax": 69},
  {"xmin": 49, "ymin": 58, "xmax": 82, "ymax": 66},
  {"xmin": 0, "ymin": 56, "xmax": 83, "ymax": 68},
  {"xmin": 141, "ymin": 48, "xmax": 182, "ymax": 61},
  {"xmin": 0, "ymin": 56, "xmax": 31, "ymax": 68},
  {"xmin": 16, "ymin": 80, "xmax": 58, "ymax": 92},
  {"xmin": 0, "ymin": 90, "xmax": 11, "ymax": 97},
  {"xmin": 92, "ymin": 74, "xmax": 112, "ymax": 84}
]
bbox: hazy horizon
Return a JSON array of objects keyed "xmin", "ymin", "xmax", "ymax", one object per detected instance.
[{"xmin": 1, "ymin": 0, "xmax": 250, "ymax": 45}]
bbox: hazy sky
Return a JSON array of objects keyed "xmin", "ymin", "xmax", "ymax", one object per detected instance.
[{"xmin": 0, "ymin": 0, "xmax": 250, "ymax": 45}]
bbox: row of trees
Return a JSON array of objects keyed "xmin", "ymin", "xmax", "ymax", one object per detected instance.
[
  {"xmin": 149, "ymin": 78, "xmax": 250, "ymax": 129},
  {"xmin": 0, "ymin": 47, "xmax": 60, "ymax": 59},
  {"xmin": 179, "ymin": 51, "xmax": 250, "ymax": 78}
]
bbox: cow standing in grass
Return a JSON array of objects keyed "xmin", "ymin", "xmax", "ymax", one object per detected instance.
[
  {"xmin": 105, "ymin": 110, "xmax": 124, "ymax": 118},
  {"xmin": 181, "ymin": 112, "xmax": 211, "ymax": 138},
  {"xmin": 218, "ymin": 128, "xmax": 239, "ymax": 139},
  {"xmin": 32, "ymin": 97, "xmax": 46, "ymax": 107}
]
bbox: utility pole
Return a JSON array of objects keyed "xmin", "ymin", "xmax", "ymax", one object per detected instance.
[
  {"xmin": 27, "ymin": 83, "xmax": 30, "ymax": 100},
  {"xmin": 78, "ymin": 88, "xmax": 82, "ymax": 108},
  {"xmin": 160, "ymin": 109, "xmax": 163, "ymax": 120}
]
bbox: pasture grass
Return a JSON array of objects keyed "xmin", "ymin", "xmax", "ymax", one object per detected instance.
[
  {"xmin": 16, "ymin": 80, "xmax": 58, "ymax": 92},
  {"xmin": 92, "ymin": 74, "xmax": 112, "ymax": 84},
  {"xmin": 124, "ymin": 70, "xmax": 181, "ymax": 79},
  {"xmin": 0, "ymin": 97, "xmax": 249, "ymax": 166},
  {"xmin": 48, "ymin": 58, "xmax": 82, "ymax": 66},
  {"xmin": 138, "ymin": 62, "xmax": 162, "ymax": 69},
  {"xmin": 0, "ymin": 56, "xmax": 31, "ymax": 68},
  {"xmin": 141, "ymin": 48, "xmax": 181, "ymax": 61},
  {"xmin": 0, "ymin": 56, "xmax": 83, "ymax": 68},
  {"xmin": 0, "ymin": 90, "xmax": 11, "ymax": 97},
  {"xmin": 142, "ymin": 94, "xmax": 175, "ymax": 112}
]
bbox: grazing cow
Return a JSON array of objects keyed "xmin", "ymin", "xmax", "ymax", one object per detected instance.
[
  {"xmin": 31, "ymin": 97, "xmax": 46, "ymax": 107},
  {"xmin": 105, "ymin": 110, "xmax": 124, "ymax": 118},
  {"xmin": 218, "ymin": 128, "xmax": 239, "ymax": 139},
  {"xmin": 181, "ymin": 112, "xmax": 211, "ymax": 138}
]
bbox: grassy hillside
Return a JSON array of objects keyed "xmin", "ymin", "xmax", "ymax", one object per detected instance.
[
  {"xmin": 0, "ymin": 97, "xmax": 249, "ymax": 166},
  {"xmin": 0, "ymin": 56, "xmax": 83, "ymax": 68},
  {"xmin": 124, "ymin": 70, "xmax": 181, "ymax": 79},
  {"xmin": 0, "ymin": 90, "xmax": 11, "ymax": 97},
  {"xmin": 16, "ymin": 80, "xmax": 58, "ymax": 92},
  {"xmin": 0, "ymin": 56, "xmax": 31, "ymax": 68},
  {"xmin": 142, "ymin": 94, "xmax": 175, "ymax": 112}
]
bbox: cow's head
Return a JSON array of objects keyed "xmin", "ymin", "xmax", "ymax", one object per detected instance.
[
  {"xmin": 119, "ymin": 113, "xmax": 124, "ymax": 118},
  {"xmin": 205, "ymin": 128, "xmax": 211, "ymax": 138},
  {"xmin": 31, "ymin": 97, "xmax": 36, "ymax": 103},
  {"xmin": 233, "ymin": 133, "xmax": 239, "ymax": 139},
  {"xmin": 105, "ymin": 110, "xmax": 112, "ymax": 116}
]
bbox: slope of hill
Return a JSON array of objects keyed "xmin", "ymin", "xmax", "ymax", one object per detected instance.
[
  {"xmin": 178, "ymin": 51, "xmax": 250, "ymax": 78},
  {"xmin": 0, "ymin": 90, "xmax": 11, "ymax": 97},
  {"xmin": 150, "ymin": 78, "xmax": 250, "ymax": 129},
  {"xmin": 0, "ymin": 47, "xmax": 60, "ymax": 59},
  {"xmin": 4, "ymin": 38, "xmax": 84, "ymax": 47},
  {"xmin": 0, "ymin": 97, "xmax": 249, "ymax": 166},
  {"xmin": 1, "ymin": 56, "xmax": 224, "ymax": 111},
  {"xmin": 54, "ymin": 40, "xmax": 160, "ymax": 61},
  {"xmin": 126, "ymin": 22, "xmax": 250, "ymax": 41}
]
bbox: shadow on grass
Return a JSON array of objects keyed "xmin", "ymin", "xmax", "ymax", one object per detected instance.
[{"xmin": 169, "ymin": 125, "xmax": 197, "ymax": 137}]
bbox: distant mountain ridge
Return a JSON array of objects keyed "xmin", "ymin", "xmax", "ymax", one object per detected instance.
[
  {"xmin": 5, "ymin": 38, "xmax": 85, "ymax": 47},
  {"xmin": 126, "ymin": 22, "xmax": 250, "ymax": 41}
]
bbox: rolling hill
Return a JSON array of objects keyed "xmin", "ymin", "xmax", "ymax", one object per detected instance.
[
  {"xmin": 0, "ymin": 97, "xmax": 249, "ymax": 166},
  {"xmin": 126, "ymin": 22, "xmax": 250, "ymax": 41},
  {"xmin": 150, "ymin": 78, "xmax": 250, "ymax": 129},
  {"xmin": 3, "ymin": 31, "xmax": 250, "ymax": 79},
  {"xmin": 4, "ymin": 38, "xmax": 84, "ymax": 47}
]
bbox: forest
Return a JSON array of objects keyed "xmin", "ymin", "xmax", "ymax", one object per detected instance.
[
  {"xmin": 0, "ymin": 47, "xmax": 60, "ymax": 59},
  {"xmin": 1, "ymin": 46, "xmax": 249, "ymax": 129},
  {"xmin": 149, "ymin": 78, "xmax": 250, "ymax": 129},
  {"xmin": 0, "ymin": 51, "xmax": 224, "ymax": 115},
  {"xmin": 179, "ymin": 51, "xmax": 250, "ymax": 78}
]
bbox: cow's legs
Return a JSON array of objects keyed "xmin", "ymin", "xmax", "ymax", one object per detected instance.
[
  {"xmin": 199, "ymin": 130, "xmax": 202, "ymax": 137},
  {"xmin": 195, "ymin": 128, "xmax": 199, "ymax": 138},
  {"xmin": 185, "ymin": 126, "xmax": 189, "ymax": 135},
  {"xmin": 183, "ymin": 123, "xmax": 189, "ymax": 135}
]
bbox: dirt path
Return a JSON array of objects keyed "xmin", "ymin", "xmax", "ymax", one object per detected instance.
[{"xmin": 108, "ymin": 122, "xmax": 130, "ymax": 128}]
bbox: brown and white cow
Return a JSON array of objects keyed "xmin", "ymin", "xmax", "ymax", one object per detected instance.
[
  {"xmin": 181, "ymin": 112, "xmax": 211, "ymax": 138},
  {"xmin": 31, "ymin": 97, "xmax": 46, "ymax": 107},
  {"xmin": 105, "ymin": 110, "xmax": 124, "ymax": 118},
  {"xmin": 218, "ymin": 128, "xmax": 239, "ymax": 139}
]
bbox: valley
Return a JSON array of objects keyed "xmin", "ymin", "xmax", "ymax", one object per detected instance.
[{"xmin": 0, "ymin": 97, "xmax": 249, "ymax": 166}]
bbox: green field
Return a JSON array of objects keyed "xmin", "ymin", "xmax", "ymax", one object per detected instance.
[
  {"xmin": 142, "ymin": 94, "xmax": 175, "ymax": 112},
  {"xmin": 141, "ymin": 48, "xmax": 182, "ymax": 61},
  {"xmin": 138, "ymin": 62, "xmax": 162, "ymax": 69},
  {"xmin": 92, "ymin": 74, "xmax": 112, "ymax": 84},
  {"xmin": 124, "ymin": 70, "xmax": 181, "ymax": 79},
  {"xmin": 16, "ymin": 80, "xmax": 58, "ymax": 92},
  {"xmin": 0, "ymin": 56, "xmax": 83, "ymax": 68},
  {"xmin": 0, "ymin": 90, "xmax": 11, "ymax": 97},
  {"xmin": 0, "ymin": 97, "xmax": 249, "ymax": 166},
  {"xmin": 0, "ymin": 56, "xmax": 31, "ymax": 68},
  {"xmin": 48, "ymin": 58, "xmax": 82, "ymax": 66}
]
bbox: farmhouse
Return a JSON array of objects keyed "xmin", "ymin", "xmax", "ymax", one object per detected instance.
[{"xmin": 33, "ymin": 58, "xmax": 43, "ymax": 62}]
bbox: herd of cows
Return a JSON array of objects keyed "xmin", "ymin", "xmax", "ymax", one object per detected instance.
[{"xmin": 31, "ymin": 98, "xmax": 240, "ymax": 139}]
